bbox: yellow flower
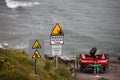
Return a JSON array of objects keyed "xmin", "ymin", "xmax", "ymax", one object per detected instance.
[
  {"xmin": 29, "ymin": 73, "xmax": 38, "ymax": 78},
  {"xmin": 0, "ymin": 56, "xmax": 5, "ymax": 63},
  {"xmin": 9, "ymin": 65, "xmax": 15, "ymax": 70}
]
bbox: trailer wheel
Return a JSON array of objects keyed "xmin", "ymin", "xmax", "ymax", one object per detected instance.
[
  {"xmin": 103, "ymin": 67, "xmax": 106, "ymax": 72},
  {"xmin": 80, "ymin": 66, "xmax": 84, "ymax": 72}
]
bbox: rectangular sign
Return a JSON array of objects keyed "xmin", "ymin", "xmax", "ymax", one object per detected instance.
[
  {"xmin": 52, "ymin": 45, "xmax": 61, "ymax": 56},
  {"xmin": 51, "ymin": 36, "xmax": 64, "ymax": 45}
]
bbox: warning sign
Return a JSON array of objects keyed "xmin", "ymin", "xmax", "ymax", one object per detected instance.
[
  {"xmin": 29, "ymin": 39, "xmax": 44, "ymax": 59},
  {"xmin": 32, "ymin": 40, "xmax": 41, "ymax": 49},
  {"xmin": 32, "ymin": 50, "xmax": 41, "ymax": 58},
  {"xmin": 51, "ymin": 23, "xmax": 64, "ymax": 36},
  {"xmin": 50, "ymin": 23, "xmax": 64, "ymax": 45}
]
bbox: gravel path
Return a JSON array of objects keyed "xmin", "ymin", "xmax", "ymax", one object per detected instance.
[{"xmin": 75, "ymin": 63, "xmax": 120, "ymax": 80}]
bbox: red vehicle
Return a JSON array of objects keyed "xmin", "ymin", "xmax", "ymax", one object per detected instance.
[{"xmin": 77, "ymin": 47, "xmax": 109, "ymax": 74}]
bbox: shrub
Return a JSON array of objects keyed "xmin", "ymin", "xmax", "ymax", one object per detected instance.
[
  {"xmin": 0, "ymin": 56, "xmax": 5, "ymax": 70},
  {"xmin": 0, "ymin": 70, "xmax": 29, "ymax": 80},
  {"xmin": 44, "ymin": 60, "xmax": 53, "ymax": 71},
  {"xmin": 53, "ymin": 65, "xmax": 74, "ymax": 80},
  {"xmin": 0, "ymin": 49, "xmax": 75, "ymax": 80}
]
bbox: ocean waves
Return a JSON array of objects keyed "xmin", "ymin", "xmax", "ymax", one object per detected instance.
[{"xmin": 5, "ymin": 0, "xmax": 40, "ymax": 9}]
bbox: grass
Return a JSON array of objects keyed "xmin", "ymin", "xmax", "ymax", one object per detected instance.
[{"xmin": 0, "ymin": 49, "xmax": 74, "ymax": 80}]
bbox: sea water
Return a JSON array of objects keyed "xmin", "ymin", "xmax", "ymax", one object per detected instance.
[{"xmin": 0, "ymin": 0, "xmax": 120, "ymax": 56}]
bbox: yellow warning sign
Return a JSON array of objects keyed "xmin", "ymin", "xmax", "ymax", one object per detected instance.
[
  {"xmin": 51, "ymin": 23, "xmax": 64, "ymax": 36},
  {"xmin": 32, "ymin": 50, "xmax": 41, "ymax": 58},
  {"xmin": 32, "ymin": 40, "xmax": 41, "ymax": 49}
]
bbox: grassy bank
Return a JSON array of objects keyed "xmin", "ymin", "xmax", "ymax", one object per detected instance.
[{"xmin": 0, "ymin": 49, "xmax": 74, "ymax": 80}]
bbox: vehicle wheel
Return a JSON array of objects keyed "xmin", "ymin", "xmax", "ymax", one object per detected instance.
[{"xmin": 118, "ymin": 56, "xmax": 120, "ymax": 60}]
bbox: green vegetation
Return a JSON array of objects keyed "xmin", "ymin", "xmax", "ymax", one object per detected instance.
[{"xmin": 0, "ymin": 49, "xmax": 74, "ymax": 80}]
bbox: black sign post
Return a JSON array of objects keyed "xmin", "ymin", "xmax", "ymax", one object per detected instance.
[{"xmin": 34, "ymin": 59, "xmax": 37, "ymax": 74}]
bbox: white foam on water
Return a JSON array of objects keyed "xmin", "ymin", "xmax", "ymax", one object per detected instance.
[
  {"xmin": 5, "ymin": 0, "xmax": 40, "ymax": 9},
  {"xmin": 0, "ymin": 43, "xmax": 9, "ymax": 49},
  {"xmin": 3, "ymin": 43, "xmax": 9, "ymax": 46},
  {"xmin": 0, "ymin": 44, "xmax": 3, "ymax": 48},
  {"xmin": 15, "ymin": 45, "xmax": 27, "ymax": 49}
]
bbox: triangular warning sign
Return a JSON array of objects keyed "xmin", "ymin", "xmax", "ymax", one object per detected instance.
[
  {"xmin": 32, "ymin": 50, "xmax": 41, "ymax": 58},
  {"xmin": 51, "ymin": 23, "xmax": 64, "ymax": 36},
  {"xmin": 32, "ymin": 40, "xmax": 41, "ymax": 49}
]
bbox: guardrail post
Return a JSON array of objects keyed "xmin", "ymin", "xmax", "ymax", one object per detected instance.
[{"xmin": 76, "ymin": 52, "xmax": 78, "ymax": 68}]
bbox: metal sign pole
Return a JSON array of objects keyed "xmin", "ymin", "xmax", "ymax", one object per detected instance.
[
  {"xmin": 35, "ymin": 59, "xmax": 37, "ymax": 74},
  {"xmin": 74, "ymin": 59, "xmax": 76, "ymax": 80},
  {"xmin": 55, "ymin": 56, "xmax": 58, "ymax": 68}
]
